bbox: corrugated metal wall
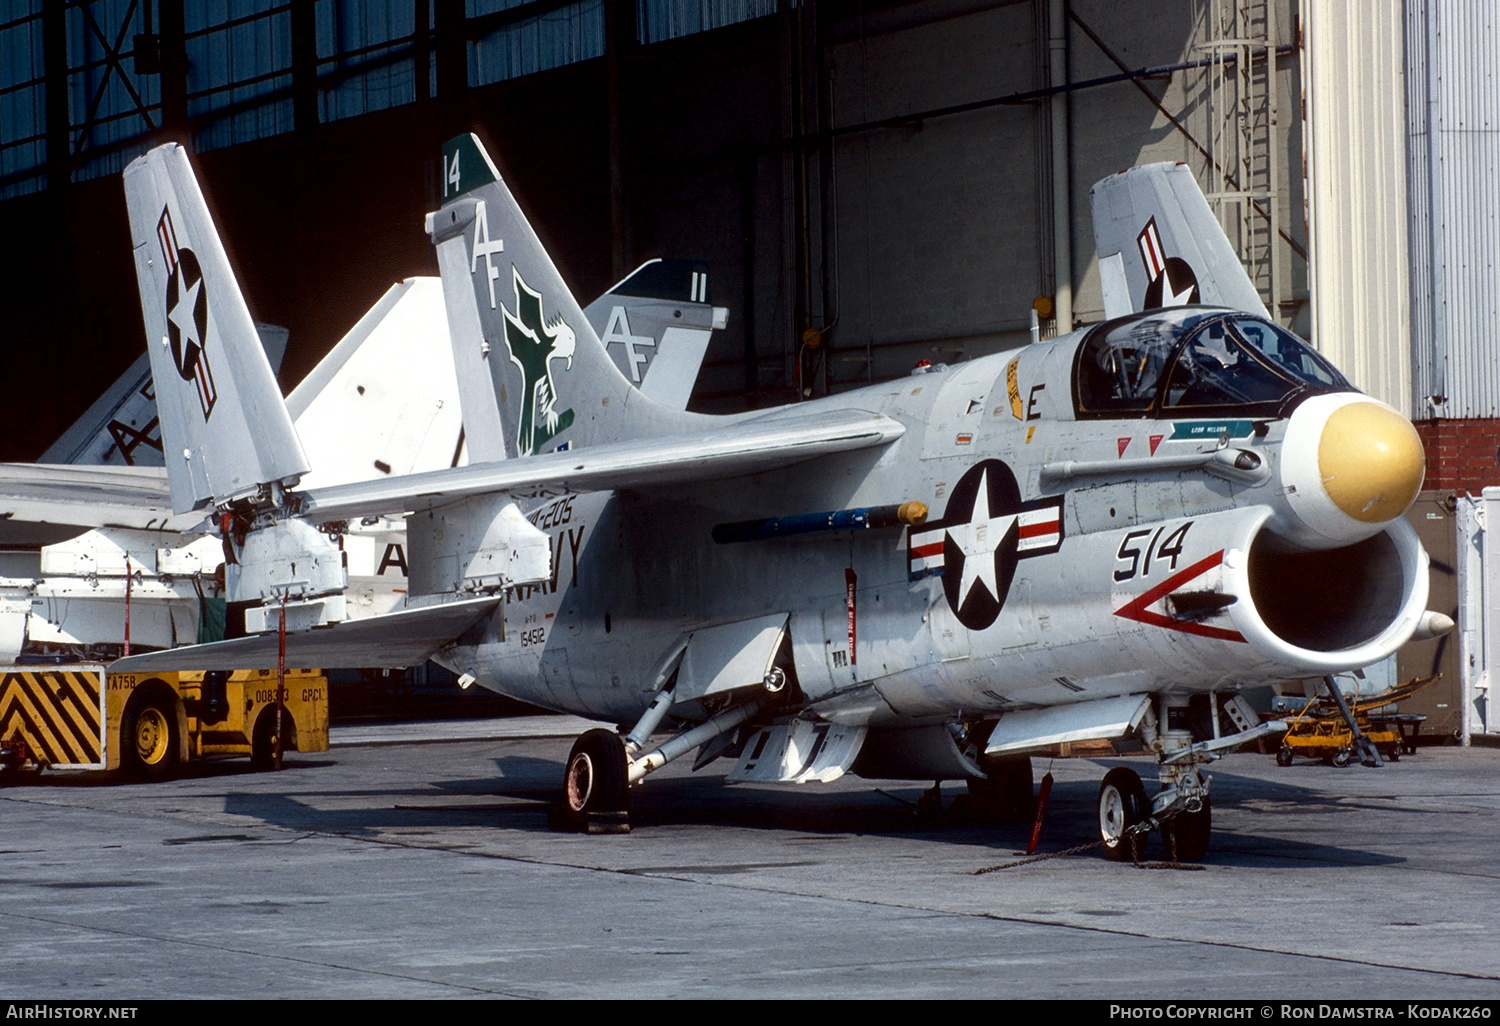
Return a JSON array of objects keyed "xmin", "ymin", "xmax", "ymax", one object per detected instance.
[
  {"xmin": 0, "ymin": 3, "xmax": 45, "ymax": 199},
  {"xmin": 0, "ymin": 0, "xmax": 780, "ymax": 197},
  {"xmin": 637, "ymin": 0, "xmax": 777, "ymax": 46},
  {"xmin": 1302, "ymin": 0, "xmax": 1411, "ymax": 415},
  {"xmin": 188, "ymin": 1, "xmax": 294, "ymax": 152},
  {"xmin": 67, "ymin": 0, "xmax": 161, "ymax": 180},
  {"xmin": 317, "ymin": 0, "xmax": 417, "ymax": 123},
  {"xmin": 1407, "ymin": 0, "xmax": 1500, "ymax": 420},
  {"xmin": 469, "ymin": 0, "xmax": 604, "ymax": 87}
]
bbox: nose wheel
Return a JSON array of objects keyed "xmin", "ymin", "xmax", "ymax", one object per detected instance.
[{"xmin": 1098, "ymin": 767, "xmax": 1149, "ymax": 861}]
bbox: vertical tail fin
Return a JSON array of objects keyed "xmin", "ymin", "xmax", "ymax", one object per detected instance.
[
  {"xmin": 42, "ymin": 325, "xmax": 288, "ymax": 468},
  {"xmin": 284, "ymin": 277, "xmax": 466, "ymax": 489},
  {"xmin": 428, "ymin": 134, "xmax": 689, "ymax": 458},
  {"xmin": 1090, "ymin": 162, "xmax": 1270, "ymax": 320},
  {"xmin": 123, "ymin": 143, "xmax": 308, "ymax": 513},
  {"xmin": 583, "ymin": 259, "xmax": 727, "ymax": 411}
]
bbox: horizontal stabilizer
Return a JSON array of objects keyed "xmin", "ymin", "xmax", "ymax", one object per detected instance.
[
  {"xmin": 0, "ymin": 463, "xmax": 202, "ymax": 533},
  {"xmin": 299, "ymin": 408, "xmax": 905, "ymax": 524},
  {"xmin": 108, "ymin": 595, "xmax": 500, "ymax": 673}
]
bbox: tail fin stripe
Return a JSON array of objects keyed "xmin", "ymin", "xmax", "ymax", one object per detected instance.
[
  {"xmin": 156, "ymin": 208, "xmax": 179, "ymax": 273},
  {"xmin": 1137, "ymin": 217, "xmax": 1165, "ymax": 279}
]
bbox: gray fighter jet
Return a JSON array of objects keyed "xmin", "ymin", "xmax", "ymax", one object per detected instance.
[{"xmin": 113, "ymin": 139, "xmax": 1442, "ymax": 860}]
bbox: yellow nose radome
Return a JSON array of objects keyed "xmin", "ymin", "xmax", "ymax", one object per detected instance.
[
  {"xmin": 1278, "ymin": 393, "xmax": 1427, "ymax": 548},
  {"xmin": 1317, "ymin": 401, "xmax": 1425, "ymax": 523}
]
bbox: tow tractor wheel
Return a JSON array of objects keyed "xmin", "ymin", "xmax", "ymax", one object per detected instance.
[
  {"xmin": 251, "ymin": 707, "xmax": 295, "ymax": 771},
  {"xmin": 552, "ymin": 728, "xmax": 629, "ymax": 832},
  {"xmin": 120, "ymin": 693, "xmax": 179, "ymax": 781},
  {"xmin": 1098, "ymin": 767, "xmax": 1148, "ymax": 862},
  {"xmin": 1160, "ymin": 795, "xmax": 1212, "ymax": 863}
]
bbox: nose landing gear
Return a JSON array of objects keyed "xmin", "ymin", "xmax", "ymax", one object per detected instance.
[{"xmin": 1094, "ymin": 693, "xmax": 1284, "ymax": 863}]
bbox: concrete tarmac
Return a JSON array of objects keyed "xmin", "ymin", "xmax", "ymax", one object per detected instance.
[{"xmin": 3, "ymin": 720, "xmax": 1499, "ymax": 999}]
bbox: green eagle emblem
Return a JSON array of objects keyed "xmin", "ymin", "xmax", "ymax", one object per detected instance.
[{"xmin": 500, "ymin": 268, "xmax": 576, "ymax": 455}]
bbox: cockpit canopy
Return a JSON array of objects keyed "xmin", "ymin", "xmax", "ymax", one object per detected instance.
[{"xmin": 1073, "ymin": 307, "xmax": 1351, "ymax": 419}]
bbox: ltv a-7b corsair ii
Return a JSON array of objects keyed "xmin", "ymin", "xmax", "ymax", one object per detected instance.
[{"xmin": 114, "ymin": 140, "xmax": 1443, "ymax": 860}]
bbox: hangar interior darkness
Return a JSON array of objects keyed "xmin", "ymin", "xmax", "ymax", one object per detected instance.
[{"xmin": 0, "ymin": 0, "xmax": 1308, "ymax": 461}]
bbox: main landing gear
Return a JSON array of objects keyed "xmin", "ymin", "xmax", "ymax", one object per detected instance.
[
  {"xmin": 549, "ymin": 729, "xmax": 630, "ymax": 833},
  {"xmin": 550, "ymin": 688, "xmax": 766, "ymax": 834}
]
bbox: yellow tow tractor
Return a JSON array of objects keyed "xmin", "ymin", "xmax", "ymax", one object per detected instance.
[
  {"xmin": 1273, "ymin": 674, "xmax": 1440, "ymax": 767},
  {"xmin": 0, "ymin": 665, "xmax": 328, "ymax": 780}
]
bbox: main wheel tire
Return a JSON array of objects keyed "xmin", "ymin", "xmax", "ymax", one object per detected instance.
[
  {"xmin": 555, "ymin": 729, "xmax": 628, "ymax": 831},
  {"xmin": 250, "ymin": 707, "xmax": 294, "ymax": 771},
  {"xmin": 1160, "ymin": 795, "xmax": 1212, "ymax": 863},
  {"xmin": 1098, "ymin": 767, "xmax": 1149, "ymax": 862},
  {"xmin": 120, "ymin": 695, "xmax": 179, "ymax": 781},
  {"xmin": 967, "ymin": 755, "xmax": 1036, "ymax": 821},
  {"xmin": 1276, "ymin": 746, "xmax": 1294, "ymax": 767}
]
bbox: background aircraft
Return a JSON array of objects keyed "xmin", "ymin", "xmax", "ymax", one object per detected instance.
[
  {"xmin": 0, "ymin": 245, "xmax": 723, "ymax": 663},
  {"xmin": 113, "ymin": 138, "xmax": 1444, "ymax": 861}
]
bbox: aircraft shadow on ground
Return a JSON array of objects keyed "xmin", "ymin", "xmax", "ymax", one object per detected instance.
[
  {"xmin": 12, "ymin": 756, "xmax": 338, "ymax": 789},
  {"xmin": 214, "ymin": 754, "xmax": 1403, "ymax": 867},
  {"xmin": 219, "ymin": 787, "xmax": 542, "ymax": 834}
]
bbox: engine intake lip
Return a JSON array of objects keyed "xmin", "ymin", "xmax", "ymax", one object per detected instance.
[{"xmin": 1223, "ymin": 514, "xmax": 1429, "ymax": 674}]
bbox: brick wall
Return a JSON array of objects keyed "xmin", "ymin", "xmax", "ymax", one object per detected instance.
[{"xmin": 1414, "ymin": 419, "xmax": 1500, "ymax": 493}]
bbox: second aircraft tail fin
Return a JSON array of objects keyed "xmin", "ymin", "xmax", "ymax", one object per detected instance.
[
  {"xmin": 583, "ymin": 259, "xmax": 726, "ymax": 412},
  {"xmin": 123, "ymin": 143, "xmax": 309, "ymax": 514},
  {"xmin": 1090, "ymin": 162, "xmax": 1270, "ymax": 321},
  {"xmin": 428, "ymin": 134, "xmax": 692, "ymax": 458}
]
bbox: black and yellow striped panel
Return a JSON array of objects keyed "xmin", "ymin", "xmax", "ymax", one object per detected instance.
[{"xmin": 0, "ymin": 668, "xmax": 106, "ymax": 768}]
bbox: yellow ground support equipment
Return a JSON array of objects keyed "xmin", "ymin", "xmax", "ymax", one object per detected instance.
[
  {"xmin": 0, "ymin": 665, "xmax": 328, "ymax": 780},
  {"xmin": 1274, "ymin": 675, "xmax": 1440, "ymax": 767}
]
